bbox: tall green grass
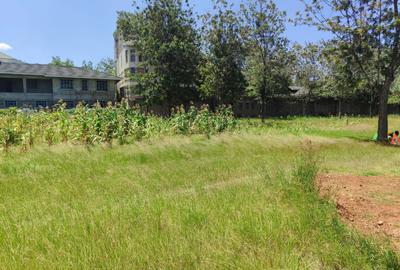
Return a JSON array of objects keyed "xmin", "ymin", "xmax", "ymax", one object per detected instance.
[{"xmin": 0, "ymin": 133, "xmax": 398, "ymax": 269}]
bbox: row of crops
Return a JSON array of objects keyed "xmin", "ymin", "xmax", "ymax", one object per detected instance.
[{"xmin": 0, "ymin": 101, "xmax": 237, "ymax": 152}]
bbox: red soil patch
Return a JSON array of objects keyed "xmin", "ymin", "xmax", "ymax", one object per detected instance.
[{"xmin": 317, "ymin": 174, "xmax": 400, "ymax": 249}]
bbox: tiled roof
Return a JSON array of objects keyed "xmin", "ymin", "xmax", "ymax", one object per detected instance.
[
  {"xmin": 0, "ymin": 62, "xmax": 120, "ymax": 81},
  {"xmin": 0, "ymin": 52, "xmax": 23, "ymax": 63}
]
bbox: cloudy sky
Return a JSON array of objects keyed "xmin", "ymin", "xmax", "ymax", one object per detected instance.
[{"xmin": 0, "ymin": 0, "xmax": 329, "ymax": 65}]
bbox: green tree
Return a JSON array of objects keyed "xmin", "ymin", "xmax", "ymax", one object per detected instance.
[
  {"xmin": 199, "ymin": 0, "xmax": 246, "ymax": 107},
  {"xmin": 323, "ymin": 46, "xmax": 356, "ymax": 117},
  {"xmin": 50, "ymin": 56, "xmax": 75, "ymax": 67},
  {"xmin": 299, "ymin": 0, "xmax": 400, "ymax": 141},
  {"xmin": 81, "ymin": 60, "xmax": 95, "ymax": 71},
  {"xmin": 117, "ymin": 0, "xmax": 201, "ymax": 106},
  {"xmin": 291, "ymin": 42, "xmax": 326, "ymax": 115},
  {"xmin": 321, "ymin": 41, "xmax": 370, "ymax": 117},
  {"xmin": 96, "ymin": 58, "xmax": 116, "ymax": 75},
  {"xmin": 241, "ymin": 0, "xmax": 291, "ymax": 121}
]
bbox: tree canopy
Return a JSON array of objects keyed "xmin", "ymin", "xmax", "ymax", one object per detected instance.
[
  {"xmin": 241, "ymin": 0, "xmax": 291, "ymax": 120},
  {"xmin": 298, "ymin": 0, "xmax": 400, "ymax": 140},
  {"xmin": 45, "ymin": 0, "xmax": 399, "ymax": 133},
  {"xmin": 199, "ymin": 0, "xmax": 246, "ymax": 106},
  {"xmin": 50, "ymin": 56, "xmax": 74, "ymax": 68},
  {"xmin": 118, "ymin": 0, "xmax": 201, "ymax": 106}
]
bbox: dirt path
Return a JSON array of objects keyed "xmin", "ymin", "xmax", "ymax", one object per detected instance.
[{"xmin": 317, "ymin": 174, "xmax": 400, "ymax": 249}]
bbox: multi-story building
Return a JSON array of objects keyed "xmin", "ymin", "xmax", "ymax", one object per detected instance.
[
  {"xmin": 114, "ymin": 32, "xmax": 144, "ymax": 102},
  {"xmin": 0, "ymin": 52, "xmax": 119, "ymax": 108}
]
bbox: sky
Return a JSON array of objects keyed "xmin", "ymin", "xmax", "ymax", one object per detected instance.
[{"xmin": 0, "ymin": 0, "xmax": 330, "ymax": 66}]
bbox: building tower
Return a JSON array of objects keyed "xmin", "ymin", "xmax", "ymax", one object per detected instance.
[{"xmin": 114, "ymin": 32, "xmax": 143, "ymax": 102}]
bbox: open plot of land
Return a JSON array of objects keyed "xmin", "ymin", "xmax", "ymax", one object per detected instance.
[
  {"xmin": 318, "ymin": 174, "xmax": 400, "ymax": 249},
  {"xmin": 0, "ymin": 116, "xmax": 399, "ymax": 268}
]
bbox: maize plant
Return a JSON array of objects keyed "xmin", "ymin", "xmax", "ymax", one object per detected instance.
[{"xmin": 0, "ymin": 100, "xmax": 237, "ymax": 152}]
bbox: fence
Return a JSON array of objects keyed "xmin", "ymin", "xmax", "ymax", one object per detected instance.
[
  {"xmin": 142, "ymin": 97, "xmax": 400, "ymax": 118},
  {"xmin": 233, "ymin": 98, "xmax": 395, "ymax": 117}
]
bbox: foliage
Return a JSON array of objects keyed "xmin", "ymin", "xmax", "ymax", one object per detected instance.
[
  {"xmin": 199, "ymin": 0, "xmax": 246, "ymax": 106},
  {"xmin": 81, "ymin": 58, "xmax": 116, "ymax": 75},
  {"xmin": 50, "ymin": 56, "xmax": 75, "ymax": 67},
  {"xmin": 0, "ymin": 117, "xmax": 399, "ymax": 268},
  {"xmin": 170, "ymin": 104, "xmax": 236, "ymax": 136},
  {"xmin": 50, "ymin": 57, "xmax": 116, "ymax": 76},
  {"xmin": 240, "ymin": 0, "xmax": 291, "ymax": 120},
  {"xmin": 81, "ymin": 60, "xmax": 95, "ymax": 71},
  {"xmin": 0, "ymin": 101, "xmax": 236, "ymax": 152},
  {"xmin": 117, "ymin": 0, "xmax": 202, "ymax": 106},
  {"xmin": 96, "ymin": 57, "xmax": 116, "ymax": 75},
  {"xmin": 298, "ymin": 0, "xmax": 400, "ymax": 140},
  {"xmin": 291, "ymin": 43, "xmax": 326, "ymax": 98}
]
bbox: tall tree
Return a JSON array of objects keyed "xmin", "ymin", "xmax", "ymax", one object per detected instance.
[
  {"xmin": 241, "ymin": 0, "xmax": 291, "ymax": 121},
  {"xmin": 81, "ymin": 60, "xmax": 95, "ymax": 71},
  {"xmin": 96, "ymin": 58, "xmax": 116, "ymax": 75},
  {"xmin": 117, "ymin": 0, "xmax": 201, "ymax": 106},
  {"xmin": 321, "ymin": 41, "xmax": 369, "ymax": 117},
  {"xmin": 299, "ymin": 0, "xmax": 400, "ymax": 141},
  {"xmin": 50, "ymin": 56, "xmax": 74, "ymax": 67},
  {"xmin": 199, "ymin": 0, "xmax": 246, "ymax": 106},
  {"xmin": 291, "ymin": 42, "xmax": 326, "ymax": 115}
]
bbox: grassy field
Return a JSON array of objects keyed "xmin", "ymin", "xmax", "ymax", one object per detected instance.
[{"xmin": 0, "ymin": 116, "xmax": 400, "ymax": 269}]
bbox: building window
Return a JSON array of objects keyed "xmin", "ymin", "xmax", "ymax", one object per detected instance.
[
  {"xmin": 35, "ymin": 101, "xmax": 47, "ymax": 108},
  {"xmin": 130, "ymin": 67, "xmax": 136, "ymax": 74},
  {"xmin": 130, "ymin": 49, "xmax": 136, "ymax": 62},
  {"xmin": 61, "ymin": 79, "xmax": 73, "ymax": 89},
  {"xmin": 5, "ymin": 101, "xmax": 17, "ymax": 108},
  {"xmin": 81, "ymin": 80, "xmax": 88, "ymax": 91},
  {"xmin": 27, "ymin": 79, "xmax": 39, "ymax": 90},
  {"xmin": 125, "ymin": 50, "xmax": 129, "ymax": 63},
  {"xmin": 96, "ymin": 80, "xmax": 108, "ymax": 91},
  {"xmin": 138, "ymin": 54, "xmax": 143, "ymax": 62}
]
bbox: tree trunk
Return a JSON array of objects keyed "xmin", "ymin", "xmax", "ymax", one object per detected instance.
[{"xmin": 377, "ymin": 82, "xmax": 390, "ymax": 142}]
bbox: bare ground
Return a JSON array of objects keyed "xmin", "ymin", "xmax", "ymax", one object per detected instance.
[{"xmin": 317, "ymin": 174, "xmax": 400, "ymax": 249}]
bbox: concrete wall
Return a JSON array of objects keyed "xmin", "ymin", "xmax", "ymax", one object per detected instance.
[{"xmin": 52, "ymin": 78, "xmax": 115, "ymax": 103}]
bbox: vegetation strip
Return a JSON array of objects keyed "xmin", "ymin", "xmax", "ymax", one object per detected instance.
[{"xmin": 0, "ymin": 120, "xmax": 399, "ymax": 268}]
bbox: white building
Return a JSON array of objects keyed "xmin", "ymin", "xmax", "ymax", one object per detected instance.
[{"xmin": 114, "ymin": 32, "xmax": 145, "ymax": 102}]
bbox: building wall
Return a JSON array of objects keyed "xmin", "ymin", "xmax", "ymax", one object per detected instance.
[
  {"xmin": 115, "ymin": 34, "xmax": 138, "ymax": 77},
  {"xmin": 0, "ymin": 75, "xmax": 116, "ymax": 108},
  {"xmin": 114, "ymin": 33, "xmax": 142, "ymax": 101},
  {"xmin": 52, "ymin": 78, "xmax": 115, "ymax": 103}
]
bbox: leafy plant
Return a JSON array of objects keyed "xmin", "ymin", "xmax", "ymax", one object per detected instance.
[{"xmin": 0, "ymin": 101, "xmax": 236, "ymax": 152}]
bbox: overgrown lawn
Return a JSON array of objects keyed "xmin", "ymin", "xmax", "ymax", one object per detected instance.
[{"xmin": 0, "ymin": 117, "xmax": 399, "ymax": 268}]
